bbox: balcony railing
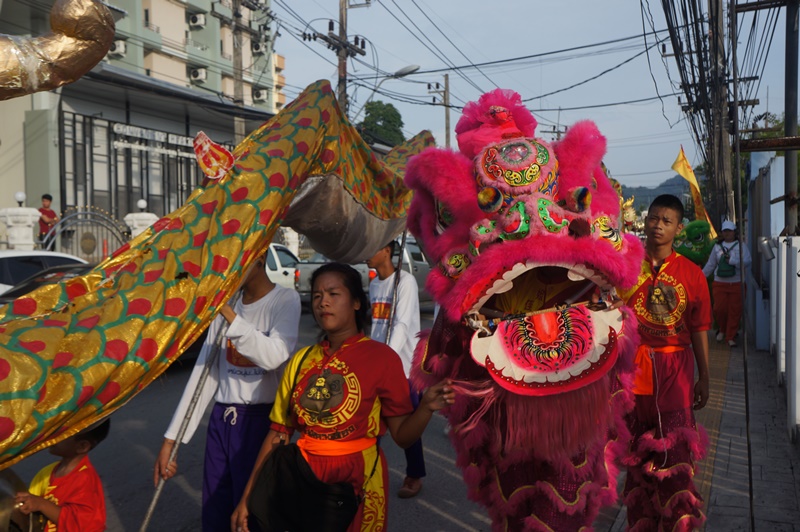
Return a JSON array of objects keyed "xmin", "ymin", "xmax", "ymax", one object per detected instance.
[
  {"xmin": 186, "ymin": 39, "xmax": 209, "ymax": 52},
  {"xmin": 144, "ymin": 21, "xmax": 161, "ymax": 33}
]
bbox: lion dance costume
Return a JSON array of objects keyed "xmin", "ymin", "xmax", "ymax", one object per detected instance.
[{"xmin": 406, "ymin": 89, "xmax": 646, "ymax": 531}]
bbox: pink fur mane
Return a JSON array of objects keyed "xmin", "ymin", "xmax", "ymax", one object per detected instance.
[{"xmin": 455, "ymin": 88, "xmax": 538, "ymax": 159}]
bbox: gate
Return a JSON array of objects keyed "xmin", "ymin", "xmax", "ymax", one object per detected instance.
[{"xmin": 42, "ymin": 206, "xmax": 130, "ymax": 263}]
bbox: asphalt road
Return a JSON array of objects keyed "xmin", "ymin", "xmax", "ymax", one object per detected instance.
[{"xmin": 10, "ymin": 304, "xmax": 492, "ymax": 532}]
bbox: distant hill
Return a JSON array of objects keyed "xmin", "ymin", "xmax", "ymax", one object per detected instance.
[{"xmin": 618, "ymin": 174, "xmax": 705, "ymax": 211}]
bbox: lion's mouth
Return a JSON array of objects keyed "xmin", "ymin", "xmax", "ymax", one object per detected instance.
[{"xmin": 466, "ymin": 262, "xmax": 624, "ymax": 396}]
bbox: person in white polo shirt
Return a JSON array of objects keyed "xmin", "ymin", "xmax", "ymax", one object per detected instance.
[{"xmin": 367, "ymin": 240, "xmax": 426, "ymax": 499}]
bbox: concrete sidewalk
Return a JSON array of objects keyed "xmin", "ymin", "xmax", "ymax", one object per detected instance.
[{"xmin": 704, "ymin": 341, "xmax": 800, "ymax": 530}]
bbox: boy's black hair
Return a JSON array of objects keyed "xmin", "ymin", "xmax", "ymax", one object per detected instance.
[
  {"xmin": 648, "ymin": 194, "xmax": 685, "ymax": 221},
  {"xmin": 42, "ymin": 193, "xmax": 53, "ymax": 201},
  {"xmin": 384, "ymin": 240, "xmax": 397, "ymax": 254},
  {"xmin": 310, "ymin": 263, "xmax": 369, "ymax": 332},
  {"xmin": 75, "ymin": 419, "xmax": 110, "ymax": 450}
]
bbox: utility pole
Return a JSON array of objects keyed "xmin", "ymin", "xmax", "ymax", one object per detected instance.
[
  {"xmin": 232, "ymin": 0, "xmax": 246, "ymax": 143},
  {"xmin": 786, "ymin": 0, "xmax": 798, "ymax": 235},
  {"xmin": 543, "ymin": 125, "xmax": 567, "ymax": 142},
  {"xmin": 710, "ymin": 0, "xmax": 734, "ymax": 225},
  {"xmin": 337, "ymin": 0, "xmax": 348, "ymax": 110},
  {"xmin": 428, "ymin": 74, "xmax": 450, "ymax": 148},
  {"xmin": 302, "ymin": 1, "xmax": 368, "ymax": 115}
]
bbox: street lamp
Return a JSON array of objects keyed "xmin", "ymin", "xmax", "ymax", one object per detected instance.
[{"xmin": 351, "ymin": 65, "xmax": 420, "ymax": 123}]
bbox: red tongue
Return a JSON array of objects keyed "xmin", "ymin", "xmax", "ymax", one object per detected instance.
[{"xmin": 531, "ymin": 312, "xmax": 560, "ymax": 344}]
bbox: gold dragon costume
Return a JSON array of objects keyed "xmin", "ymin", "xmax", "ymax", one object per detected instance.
[{"xmin": 0, "ymin": 77, "xmax": 434, "ymax": 469}]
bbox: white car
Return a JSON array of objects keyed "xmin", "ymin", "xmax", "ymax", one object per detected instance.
[
  {"xmin": 0, "ymin": 250, "xmax": 88, "ymax": 295},
  {"xmin": 265, "ymin": 243, "xmax": 300, "ymax": 291}
]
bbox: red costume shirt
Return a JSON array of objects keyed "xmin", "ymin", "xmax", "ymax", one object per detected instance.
[
  {"xmin": 621, "ymin": 251, "xmax": 711, "ymax": 348},
  {"xmin": 270, "ymin": 334, "xmax": 413, "ymax": 440},
  {"xmin": 29, "ymin": 455, "xmax": 106, "ymax": 532},
  {"xmin": 38, "ymin": 208, "xmax": 57, "ymax": 235}
]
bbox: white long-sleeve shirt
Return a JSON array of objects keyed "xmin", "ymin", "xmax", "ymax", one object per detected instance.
[
  {"xmin": 164, "ymin": 285, "xmax": 301, "ymax": 443},
  {"xmin": 369, "ymin": 270, "xmax": 420, "ymax": 378},
  {"xmin": 702, "ymin": 240, "xmax": 752, "ymax": 283}
]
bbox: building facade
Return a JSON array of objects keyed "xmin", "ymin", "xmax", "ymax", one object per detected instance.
[{"xmin": 0, "ymin": 0, "xmax": 286, "ymax": 239}]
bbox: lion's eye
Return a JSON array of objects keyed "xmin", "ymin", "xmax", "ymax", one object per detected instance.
[{"xmin": 435, "ymin": 201, "xmax": 453, "ymax": 234}]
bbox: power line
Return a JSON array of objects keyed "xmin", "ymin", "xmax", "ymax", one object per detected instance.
[
  {"xmin": 639, "ymin": 0, "xmax": 676, "ymax": 127},
  {"xmin": 413, "ymin": 27, "xmax": 678, "ymax": 74},
  {"xmin": 378, "ymin": 0, "xmax": 485, "ymax": 94},
  {"xmin": 408, "ymin": 0, "xmax": 499, "ymax": 90},
  {"xmin": 522, "ymin": 42, "xmax": 662, "ymax": 102},
  {"xmin": 529, "ymin": 92, "xmax": 681, "ymax": 112}
]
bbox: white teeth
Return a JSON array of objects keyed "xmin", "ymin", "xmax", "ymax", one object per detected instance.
[
  {"xmin": 491, "ymin": 278, "xmax": 514, "ymax": 294},
  {"xmin": 471, "ymin": 262, "xmax": 532, "ymax": 312},
  {"xmin": 469, "ymin": 261, "xmax": 614, "ymax": 314},
  {"xmin": 568, "ymin": 269, "xmax": 587, "ymax": 281},
  {"xmin": 590, "ymin": 307, "xmax": 623, "ymax": 339},
  {"xmin": 523, "ymin": 372, "xmax": 544, "ymax": 384}
]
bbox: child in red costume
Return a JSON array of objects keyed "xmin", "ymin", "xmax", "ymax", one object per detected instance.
[
  {"xmin": 619, "ymin": 195, "xmax": 711, "ymax": 531},
  {"xmin": 14, "ymin": 419, "xmax": 109, "ymax": 532}
]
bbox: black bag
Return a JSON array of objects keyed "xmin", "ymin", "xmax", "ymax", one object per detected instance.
[
  {"xmin": 247, "ymin": 346, "xmax": 377, "ymax": 532},
  {"xmin": 247, "ymin": 442, "xmax": 360, "ymax": 532}
]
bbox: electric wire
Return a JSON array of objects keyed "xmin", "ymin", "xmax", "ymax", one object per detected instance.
[
  {"xmin": 408, "ymin": 0, "xmax": 499, "ymax": 90},
  {"xmin": 640, "ymin": 0, "xmax": 675, "ymax": 126},
  {"xmin": 379, "ymin": 0, "xmax": 485, "ymax": 94},
  {"xmin": 522, "ymin": 42, "xmax": 663, "ymax": 102}
]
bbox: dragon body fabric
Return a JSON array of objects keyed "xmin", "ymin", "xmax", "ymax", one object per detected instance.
[
  {"xmin": 407, "ymin": 90, "xmax": 645, "ymax": 531},
  {"xmin": 0, "ymin": 80, "xmax": 434, "ymax": 469}
]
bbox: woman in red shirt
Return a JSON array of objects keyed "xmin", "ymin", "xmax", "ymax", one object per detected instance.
[{"xmin": 232, "ymin": 262, "xmax": 453, "ymax": 532}]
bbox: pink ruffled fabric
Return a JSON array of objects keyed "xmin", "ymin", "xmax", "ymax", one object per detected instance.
[
  {"xmin": 412, "ymin": 318, "xmax": 640, "ymax": 531},
  {"xmin": 623, "ymin": 407, "xmax": 709, "ymax": 531}
]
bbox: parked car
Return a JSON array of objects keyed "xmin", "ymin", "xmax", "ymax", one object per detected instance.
[
  {"xmin": 294, "ymin": 236, "xmax": 432, "ymax": 306},
  {"xmin": 294, "ymin": 253, "xmax": 375, "ymax": 307},
  {"xmin": 0, "ymin": 263, "xmax": 95, "ymax": 306},
  {"xmin": 392, "ymin": 236, "xmax": 432, "ymax": 304},
  {"xmin": 265, "ymin": 243, "xmax": 300, "ymax": 290},
  {"xmin": 0, "ymin": 250, "xmax": 88, "ymax": 295}
]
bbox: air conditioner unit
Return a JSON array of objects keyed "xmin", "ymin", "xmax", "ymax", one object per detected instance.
[
  {"xmin": 189, "ymin": 13, "xmax": 206, "ymax": 28},
  {"xmin": 253, "ymin": 89, "xmax": 268, "ymax": 102},
  {"xmin": 252, "ymin": 42, "xmax": 266, "ymax": 55},
  {"xmin": 108, "ymin": 40, "xmax": 126, "ymax": 58},
  {"xmin": 190, "ymin": 68, "xmax": 208, "ymax": 82}
]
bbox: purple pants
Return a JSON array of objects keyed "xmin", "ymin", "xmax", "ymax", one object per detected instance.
[
  {"xmin": 405, "ymin": 381, "xmax": 426, "ymax": 479},
  {"xmin": 202, "ymin": 402, "xmax": 271, "ymax": 532}
]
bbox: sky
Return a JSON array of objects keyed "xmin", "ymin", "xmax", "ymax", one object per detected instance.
[{"xmin": 267, "ymin": 0, "xmax": 791, "ymax": 188}]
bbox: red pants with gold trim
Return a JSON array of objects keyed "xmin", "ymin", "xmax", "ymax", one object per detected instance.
[{"xmin": 622, "ymin": 347, "xmax": 708, "ymax": 532}]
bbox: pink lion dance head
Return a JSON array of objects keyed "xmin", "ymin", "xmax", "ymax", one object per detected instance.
[{"xmin": 406, "ymin": 89, "xmax": 643, "ymax": 531}]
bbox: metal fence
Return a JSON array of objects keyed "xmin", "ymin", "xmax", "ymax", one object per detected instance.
[{"xmin": 42, "ymin": 206, "xmax": 130, "ymax": 264}]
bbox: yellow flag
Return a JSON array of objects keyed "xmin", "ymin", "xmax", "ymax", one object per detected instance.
[{"xmin": 671, "ymin": 146, "xmax": 717, "ymax": 239}]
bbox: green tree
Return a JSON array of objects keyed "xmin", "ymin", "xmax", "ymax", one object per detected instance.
[{"xmin": 358, "ymin": 100, "xmax": 405, "ymax": 146}]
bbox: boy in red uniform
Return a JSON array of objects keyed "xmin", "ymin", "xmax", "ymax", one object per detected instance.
[
  {"xmin": 38, "ymin": 194, "xmax": 59, "ymax": 250},
  {"xmin": 14, "ymin": 419, "xmax": 110, "ymax": 532},
  {"xmin": 619, "ymin": 195, "xmax": 711, "ymax": 531}
]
